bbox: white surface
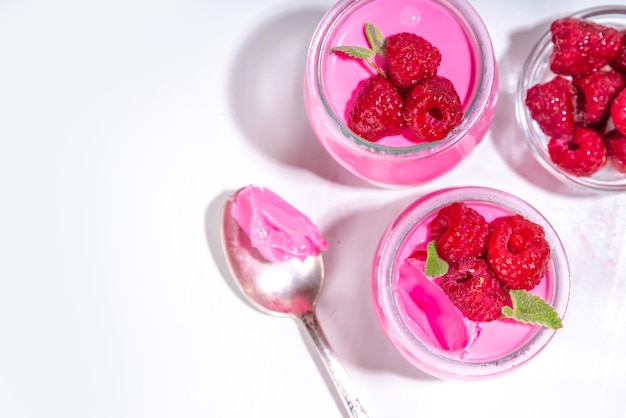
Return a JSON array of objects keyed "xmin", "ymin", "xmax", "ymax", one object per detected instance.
[{"xmin": 1, "ymin": 1, "xmax": 625, "ymax": 417}]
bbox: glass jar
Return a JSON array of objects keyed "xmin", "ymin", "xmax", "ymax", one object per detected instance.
[{"xmin": 304, "ymin": 0, "xmax": 498, "ymax": 186}]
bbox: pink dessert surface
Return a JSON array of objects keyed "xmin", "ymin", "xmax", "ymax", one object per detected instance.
[
  {"xmin": 230, "ymin": 185, "xmax": 328, "ymax": 263},
  {"xmin": 324, "ymin": 0, "xmax": 476, "ymax": 147},
  {"xmin": 394, "ymin": 201, "xmax": 555, "ymax": 361},
  {"xmin": 398, "ymin": 257, "xmax": 478, "ymax": 352}
]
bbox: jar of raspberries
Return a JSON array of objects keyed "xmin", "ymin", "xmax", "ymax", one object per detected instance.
[{"xmin": 304, "ymin": 0, "xmax": 498, "ymax": 186}]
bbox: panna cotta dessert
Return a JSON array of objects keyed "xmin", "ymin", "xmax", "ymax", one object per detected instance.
[
  {"xmin": 372, "ymin": 187, "xmax": 570, "ymax": 379},
  {"xmin": 304, "ymin": 0, "xmax": 498, "ymax": 186}
]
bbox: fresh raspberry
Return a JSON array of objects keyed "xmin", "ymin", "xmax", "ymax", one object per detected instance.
[
  {"xmin": 348, "ymin": 75, "xmax": 405, "ymax": 141},
  {"xmin": 525, "ymin": 76, "xmax": 577, "ymax": 138},
  {"xmin": 428, "ymin": 202, "xmax": 490, "ymax": 264},
  {"xmin": 404, "ymin": 75, "xmax": 464, "ymax": 142},
  {"xmin": 385, "ymin": 32, "xmax": 442, "ymax": 89},
  {"xmin": 605, "ymin": 129, "xmax": 626, "ymax": 173},
  {"xmin": 438, "ymin": 258, "xmax": 509, "ymax": 322},
  {"xmin": 573, "ymin": 69, "xmax": 626, "ymax": 125},
  {"xmin": 547, "ymin": 126, "xmax": 607, "ymax": 176},
  {"xmin": 550, "ymin": 17, "xmax": 624, "ymax": 76},
  {"xmin": 486, "ymin": 215, "xmax": 551, "ymax": 291},
  {"xmin": 610, "ymin": 88, "xmax": 626, "ymax": 135}
]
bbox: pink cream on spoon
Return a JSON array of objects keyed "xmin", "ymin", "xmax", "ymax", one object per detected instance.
[{"xmin": 230, "ymin": 185, "xmax": 328, "ymax": 263}]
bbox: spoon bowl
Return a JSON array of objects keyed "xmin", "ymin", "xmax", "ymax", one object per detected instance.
[
  {"xmin": 221, "ymin": 189, "xmax": 368, "ymax": 418},
  {"xmin": 222, "ymin": 197, "xmax": 323, "ymax": 316}
]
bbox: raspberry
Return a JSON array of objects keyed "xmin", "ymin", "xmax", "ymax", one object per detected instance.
[
  {"xmin": 405, "ymin": 75, "xmax": 464, "ymax": 142},
  {"xmin": 385, "ymin": 32, "xmax": 442, "ymax": 89},
  {"xmin": 428, "ymin": 202, "xmax": 490, "ymax": 264},
  {"xmin": 550, "ymin": 17, "xmax": 624, "ymax": 76},
  {"xmin": 525, "ymin": 76, "xmax": 577, "ymax": 138},
  {"xmin": 547, "ymin": 126, "xmax": 607, "ymax": 176},
  {"xmin": 610, "ymin": 88, "xmax": 626, "ymax": 136},
  {"xmin": 573, "ymin": 69, "xmax": 626, "ymax": 125},
  {"xmin": 487, "ymin": 215, "xmax": 551, "ymax": 291},
  {"xmin": 348, "ymin": 75, "xmax": 405, "ymax": 141},
  {"xmin": 439, "ymin": 258, "xmax": 509, "ymax": 322},
  {"xmin": 605, "ymin": 129, "xmax": 626, "ymax": 173}
]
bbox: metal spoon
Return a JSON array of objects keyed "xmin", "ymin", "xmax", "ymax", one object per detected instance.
[{"xmin": 221, "ymin": 190, "xmax": 369, "ymax": 418}]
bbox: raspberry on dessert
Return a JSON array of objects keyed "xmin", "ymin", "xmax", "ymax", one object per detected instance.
[
  {"xmin": 428, "ymin": 202, "xmax": 490, "ymax": 264},
  {"xmin": 610, "ymin": 88, "xmax": 626, "ymax": 136},
  {"xmin": 385, "ymin": 32, "xmax": 442, "ymax": 89},
  {"xmin": 605, "ymin": 129, "xmax": 626, "ymax": 173},
  {"xmin": 550, "ymin": 17, "xmax": 624, "ymax": 76},
  {"xmin": 404, "ymin": 75, "xmax": 464, "ymax": 142},
  {"xmin": 547, "ymin": 126, "xmax": 607, "ymax": 176},
  {"xmin": 438, "ymin": 258, "xmax": 510, "ymax": 322},
  {"xmin": 573, "ymin": 69, "xmax": 626, "ymax": 125},
  {"xmin": 525, "ymin": 76, "xmax": 577, "ymax": 138},
  {"xmin": 348, "ymin": 74, "xmax": 406, "ymax": 141},
  {"xmin": 487, "ymin": 215, "xmax": 551, "ymax": 291}
]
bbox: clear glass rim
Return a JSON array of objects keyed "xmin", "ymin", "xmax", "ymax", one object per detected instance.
[
  {"xmin": 307, "ymin": 0, "xmax": 496, "ymax": 157},
  {"xmin": 515, "ymin": 5, "xmax": 626, "ymax": 192},
  {"xmin": 374, "ymin": 186, "xmax": 571, "ymax": 378}
]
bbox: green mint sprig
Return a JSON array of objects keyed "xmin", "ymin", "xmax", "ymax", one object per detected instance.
[
  {"xmin": 330, "ymin": 23, "xmax": 387, "ymax": 77},
  {"xmin": 364, "ymin": 23, "xmax": 386, "ymax": 56},
  {"xmin": 424, "ymin": 241, "xmax": 449, "ymax": 277},
  {"xmin": 502, "ymin": 289, "xmax": 563, "ymax": 330}
]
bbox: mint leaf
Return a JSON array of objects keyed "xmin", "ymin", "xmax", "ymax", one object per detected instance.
[
  {"xmin": 501, "ymin": 289, "xmax": 563, "ymax": 329},
  {"xmin": 425, "ymin": 241, "xmax": 449, "ymax": 277},
  {"xmin": 330, "ymin": 45, "xmax": 375, "ymax": 59},
  {"xmin": 330, "ymin": 29, "xmax": 387, "ymax": 78},
  {"xmin": 364, "ymin": 23, "xmax": 386, "ymax": 56}
]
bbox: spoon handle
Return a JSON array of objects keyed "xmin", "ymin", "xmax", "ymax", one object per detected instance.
[{"xmin": 301, "ymin": 310, "xmax": 370, "ymax": 418}]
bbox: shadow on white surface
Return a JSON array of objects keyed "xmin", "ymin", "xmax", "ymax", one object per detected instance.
[
  {"xmin": 314, "ymin": 191, "xmax": 439, "ymax": 381},
  {"xmin": 204, "ymin": 188, "xmax": 264, "ymax": 313},
  {"xmin": 491, "ymin": 17, "xmax": 595, "ymax": 198},
  {"xmin": 227, "ymin": 7, "xmax": 370, "ymax": 188}
]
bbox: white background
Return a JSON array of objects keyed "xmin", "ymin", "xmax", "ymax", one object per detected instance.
[{"xmin": 1, "ymin": 0, "xmax": 625, "ymax": 417}]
